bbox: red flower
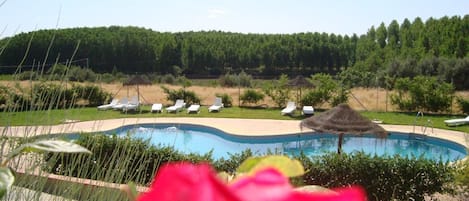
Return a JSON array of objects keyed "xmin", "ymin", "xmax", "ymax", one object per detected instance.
[{"xmin": 137, "ymin": 162, "xmax": 366, "ymax": 201}]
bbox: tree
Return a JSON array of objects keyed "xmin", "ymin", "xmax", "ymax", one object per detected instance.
[
  {"xmin": 376, "ymin": 23, "xmax": 387, "ymax": 49},
  {"xmin": 262, "ymin": 74, "xmax": 291, "ymax": 108}
]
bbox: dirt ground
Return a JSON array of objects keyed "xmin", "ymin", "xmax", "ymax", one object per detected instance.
[{"xmin": 2, "ymin": 80, "xmax": 468, "ymax": 112}]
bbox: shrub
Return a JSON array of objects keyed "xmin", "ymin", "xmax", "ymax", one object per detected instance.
[
  {"xmin": 456, "ymin": 97, "xmax": 469, "ymax": 114},
  {"xmin": 301, "ymin": 73, "xmax": 344, "ymax": 107},
  {"xmin": 161, "ymin": 74, "xmax": 176, "ymax": 84},
  {"xmin": 16, "ymin": 70, "xmax": 39, "ymax": 81},
  {"xmin": 161, "ymin": 86, "xmax": 201, "ymax": 105},
  {"xmin": 390, "ymin": 76, "xmax": 454, "ymax": 112},
  {"xmin": 98, "ymin": 73, "xmax": 117, "ymax": 83},
  {"xmin": 330, "ymin": 86, "xmax": 350, "ymax": 107},
  {"xmin": 43, "ymin": 134, "xmax": 455, "ymax": 200},
  {"xmin": 263, "ymin": 74, "xmax": 291, "ymax": 108},
  {"xmin": 68, "ymin": 66, "xmax": 97, "ymax": 82},
  {"xmin": 215, "ymin": 93, "xmax": 233, "ymax": 107},
  {"xmin": 298, "ymin": 152, "xmax": 454, "ymax": 201},
  {"xmin": 455, "ymin": 159, "xmax": 469, "ymax": 189},
  {"xmin": 219, "ymin": 71, "xmax": 252, "ymax": 88},
  {"xmin": 219, "ymin": 72, "xmax": 238, "ymax": 87},
  {"xmin": 240, "ymin": 89, "xmax": 264, "ymax": 106}
]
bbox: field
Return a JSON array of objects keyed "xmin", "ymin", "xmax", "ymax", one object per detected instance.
[
  {"xmin": 87, "ymin": 82, "xmax": 469, "ymax": 113},
  {"xmin": 1, "ymin": 80, "xmax": 469, "ymax": 113}
]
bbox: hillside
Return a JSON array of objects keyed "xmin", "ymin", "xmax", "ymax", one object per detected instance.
[{"xmin": 0, "ymin": 15, "xmax": 468, "ymax": 88}]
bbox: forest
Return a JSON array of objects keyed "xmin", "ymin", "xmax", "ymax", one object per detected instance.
[{"xmin": 0, "ymin": 15, "xmax": 468, "ymax": 88}]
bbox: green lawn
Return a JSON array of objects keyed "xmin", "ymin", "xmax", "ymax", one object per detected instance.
[{"xmin": 1, "ymin": 106, "xmax": 468, "ymax": 133}]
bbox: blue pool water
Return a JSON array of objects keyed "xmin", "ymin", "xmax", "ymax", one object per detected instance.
[{"xmin": 107, "ymin": 123, "xmax": 467, "ymax": 162}]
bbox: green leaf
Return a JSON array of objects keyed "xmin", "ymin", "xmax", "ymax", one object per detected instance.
[
  {"xmin": 236, "ymin": 157, "xmax": 262, "ymax": 173},
  {"xmin": 0, "ymin": 167, "xmax": 14, "ymax": 199},
  {"xmin": 6, "ymin": 140, "xmax": 91, "ymax": 160},
  {"xmin": 237, "ymin": 155, "xmax": 305, "ymax": 178}
]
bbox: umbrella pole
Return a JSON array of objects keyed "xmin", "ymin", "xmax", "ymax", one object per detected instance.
[{"xmin": 337, "ymin": 133, "xmax": 344, "ymax": 154}]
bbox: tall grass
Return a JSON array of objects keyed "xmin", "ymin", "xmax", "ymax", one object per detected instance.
[{"xmin": 0, "ymin": 28, "xmax": 144, "ymax": 200}]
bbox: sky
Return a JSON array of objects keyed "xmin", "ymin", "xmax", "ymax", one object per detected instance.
[{"xmin": 0, "ymin": 0, "xmax": 467, "ymax": 38}]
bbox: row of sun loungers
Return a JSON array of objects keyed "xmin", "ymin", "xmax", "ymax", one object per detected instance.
[
  {"xmin": 152, "ymin": 98, "xmax": 222, "ymax": 114},
  {"xmin": 97, "ymin": 97, "xmax": 223, "ymax": 114}
]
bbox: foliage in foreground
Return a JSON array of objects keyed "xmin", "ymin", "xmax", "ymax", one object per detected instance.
[
  {"xmin": 43, "ymin": 134, "xmax": 456, "ymax": 200},
  {"xmin": 298, "ymin": 152, "xmax": 454, "ymax": 201}
]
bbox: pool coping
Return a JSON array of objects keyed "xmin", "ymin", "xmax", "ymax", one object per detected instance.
[{"xmin": 1, "ymin": 117, "xmax": 468, "ymax": 149}]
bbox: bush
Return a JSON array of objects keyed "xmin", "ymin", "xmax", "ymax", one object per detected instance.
[
  {"xmin": 240, "ymin": 89, "xmax": 264, "ymax": 106},
  {"xmin": 161, "ymin": 74, "xmax": 176, "ymax": 84},
  {"xmin": 298, "ymin": 152, "xmax": 454, "ymax": 201},
  {"xmin": 43, "ymin": 133, "xmax": 200, "ymax": 185},
  {"xmin": 219, "ymin": 71, "xmax": 252, "ymax": 87},
  {"xmin": 390, "ymin": 76, "xmax": 454, "ymax": 112},
  {"xmin": 263, "ymin": 74, "xmax": 291, "ymax": 108},
  {"xmin": 98, "ymin": 73, "xmax": 117, "ymax": 83},
  {"xmin": 455, "ymin": 159, "xmax": 469, "ymax": 189},
  {"xmin": 456, "ymin": 97, "xmax": 469, "ymax": 114},
  {"xmin": 301, "ymin": 73, "xmax": 343, "ymax": 107},
  {"xmin": 161, "ymin": 86, "xmax": 201, "ymax": 105},
  {"xmin": 215, "ymin": 93, "xmax": 233, "ymax": 107},
  {"xmin": 43, "ymin": 134, "xmax": 455, "ymax": 200},
  {"xmin": 68, "ymin": 66, "xmax": 97, "ymax": 82},
  {"xmin": 16, "ymin": 70, "xmax": 39, "ymax": 81}
]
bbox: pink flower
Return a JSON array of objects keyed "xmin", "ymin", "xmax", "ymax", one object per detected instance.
[{"xmin": 137, "ymin": 162, "xmax": 366, "ymax": 201}]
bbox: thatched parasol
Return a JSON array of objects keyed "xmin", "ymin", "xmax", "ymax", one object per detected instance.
[
  {"xmin": 300, "ymin": 103, "xmax": 387, "ymax": 154},
  {"xmin": 288, "ymin": 75, "xmax": 314, "ymax": 105},
  {"xmin": 123, "ymin": 75, "xmax": 152, "ymax": 104}
]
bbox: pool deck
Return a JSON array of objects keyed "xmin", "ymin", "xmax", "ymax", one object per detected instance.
[{"xmin": 1, "ymin": 117, "xmax": 468, "ymax": 148}]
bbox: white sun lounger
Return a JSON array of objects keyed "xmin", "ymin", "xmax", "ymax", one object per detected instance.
[
  {"xmin": 208, "ymin": 97, "xmax": 224, "ymax": 112},
  {"xmin": 112, "ymin": 97, "xmax": 128, "ymax": 110},
  {"xmin": 281, "ymin": 101, "xmax": 296, "ymax": 115},
  {"xmin": 151, "ymin": 103, "xmax": 163, "ymax": 113},
  {"xmin": 302, "ymin": 106, "xmax": 314, "ymax": 115},
  {"xmin": 97, "ymin": 98, "xmax": 119, "ymax": 110},
  {"xmin": 123, "ymin": 96, "xmax": 139, "ymax": 112},
  {"xmin": 187, "ymin": 104, "xmax": 201, "ymax": 114},
  {"xmin": 166, "ymin": 99, "xmax": 186, "ymax": 113},
  {"xmin": 444, "ymin": 116, "xmax": 469, "ymax": 126}
]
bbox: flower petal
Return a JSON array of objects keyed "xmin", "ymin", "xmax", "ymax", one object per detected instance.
[
  {"xmin": 138, "ymin": 162, "xmax": 241, "ymax": 201},
  {"xmin": 230, "ymin": 168, "xmax": 293, "ymax": 201}
]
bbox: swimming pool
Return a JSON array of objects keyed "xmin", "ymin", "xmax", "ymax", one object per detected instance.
[{"xmin": 107, "ymin": 123, "xmax": 467, "ymax": 162}]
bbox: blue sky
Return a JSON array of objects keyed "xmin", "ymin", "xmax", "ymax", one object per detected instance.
[{"xmin": 0, "ymin": 0, "xmax": 467, "ymax": 38}]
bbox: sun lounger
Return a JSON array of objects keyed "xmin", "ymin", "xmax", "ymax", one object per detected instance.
[
  {"xmin": 187, "ymin": 104, "xmax": 201, "ymax": 114},
  {"xmin": 123, "ymin": 96, "xmax": 139, "ymax": 112},
  {"xmin": 166, "ymin": 99, "xmax": 186, "ymax": 113},
  {"xmin": 281, "ymin": 101, "xmax": 296, "ymax": 115},
  {"xmin": 302, "ymin": 106, "xmax": 314, "ymax": 115},
  {"xmin": 208, "ymin": 97, "xmax": 224, "ymax": 112},
  {"xmin": 151, "ymin": 103, "xmax": 163, "ymax": 113},
  {"xmin": 444, "ymin": 116, "xmax": 469, "ymax": 126},
  {"xmin": 112, "ymin": 97, "xmax": 128, "ymax": 110},
  {"xmin": 97, "ymin": 98, "xmax": 119, "ymax": 110}
]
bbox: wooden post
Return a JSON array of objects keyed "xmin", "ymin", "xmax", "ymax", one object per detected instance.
[{"xmin": 337, "ymin": 133, "xmax": 344, "ymax": 154}]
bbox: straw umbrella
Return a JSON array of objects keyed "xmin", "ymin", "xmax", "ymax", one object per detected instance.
[
  {"xmin": 288, "ymin": 75, "xmax": 314, "ymax": 105},
  {"xmin": 123, "ymin": 75, "xmax": 152, "ymax": 104},
  {"xmin": 300, "ymin": 103, "xmax": 387, "ymax": 154}
]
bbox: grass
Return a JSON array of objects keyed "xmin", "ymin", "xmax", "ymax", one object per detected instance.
[{"xmin": 1, "ymin": 105, "xmax": 468, "ymax": 133}]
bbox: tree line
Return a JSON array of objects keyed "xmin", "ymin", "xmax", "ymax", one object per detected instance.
[{"xmin": 0, "ymin": 15, "xmax": 468, "ymax": 88}]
